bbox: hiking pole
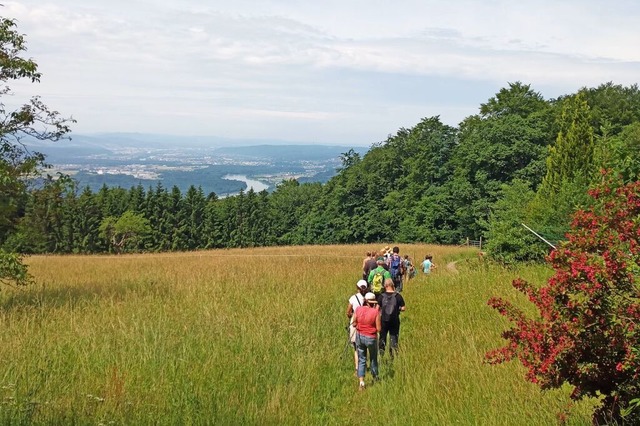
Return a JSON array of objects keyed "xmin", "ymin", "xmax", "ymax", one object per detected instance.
[{"xmin": 340, "ymin": 325, "xmax": 352, "ymax": 359}]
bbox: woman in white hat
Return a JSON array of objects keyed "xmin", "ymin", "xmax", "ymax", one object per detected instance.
[
  {"xmin": 346, "ymin": 279, "xmax": 369, "ymax": 375},
  {"xmin": 352, "ymin": 292, "xmax": 381, "ymax": 390}
]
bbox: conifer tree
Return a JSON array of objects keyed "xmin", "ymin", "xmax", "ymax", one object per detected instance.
[
  {"xmin": 541, "ymin": 92, "xmax": 595, "ymax": 195},
  {"xmin": 184, "ymin": 185, "xmax": 206, "ymax": 249},
  {"xmin": 531, "ymin": 92, "xmax": 596, "ymax": 245}
]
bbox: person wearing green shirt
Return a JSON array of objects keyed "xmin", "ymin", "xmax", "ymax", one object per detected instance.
[{"xmin": 367, "ymin": 257, "xmax": 391, "ymax": 297}]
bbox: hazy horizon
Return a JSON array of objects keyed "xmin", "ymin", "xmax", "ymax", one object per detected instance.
[{"xmin": 5, "ymin": 1, "xmax": 640, "ymax": 145}]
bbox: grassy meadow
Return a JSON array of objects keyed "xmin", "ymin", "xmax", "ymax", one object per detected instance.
[{"xmin": 0, "ymin": 244, "xmax": 596, "ymax": 425}]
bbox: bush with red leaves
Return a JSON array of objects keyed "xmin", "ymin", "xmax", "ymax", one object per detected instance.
[{"xmin": 486, "ymin": 173, "xmax": 640, "ymax": 424}]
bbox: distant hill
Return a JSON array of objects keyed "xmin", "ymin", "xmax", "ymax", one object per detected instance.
[
  {"xmin": 19, "ymin": 133, "xmax": 370, "ymax": 193},
  {"xmin": 213, "ymin": 145, "xmax": 368, "ymax": 162},
  {"xmin": 25, "ymin": 133, "xmax": 370, "ymax": 151}
]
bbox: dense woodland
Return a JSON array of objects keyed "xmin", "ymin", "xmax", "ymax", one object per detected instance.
[{"xmin": 3, "ymin": 81, "xmax": 640, "ymax": 261}]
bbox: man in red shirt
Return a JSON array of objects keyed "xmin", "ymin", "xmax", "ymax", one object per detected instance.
[{"xmin": 352, "ymin": 292, "xmax": 381, "ymax": 390}]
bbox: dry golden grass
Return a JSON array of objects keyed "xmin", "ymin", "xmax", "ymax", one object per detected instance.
[{"xmin": 0, "ymin": 244, "xmax": 594, "ymax": 425}]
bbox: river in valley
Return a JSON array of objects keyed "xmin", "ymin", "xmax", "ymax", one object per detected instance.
[{"xmin": 222, "ymin": 174, "xmax": 269, "ymax": 196}]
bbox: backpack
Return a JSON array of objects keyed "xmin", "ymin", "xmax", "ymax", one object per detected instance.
[
  {"xmin": 389, "ymin": 254, "xmax": 403, "ymax": 279},
  {"xmin": 381, "ymin": 292, "xmax": 399, "ymax": 322},
  {"xmin": 371, "ymin": 269, "xmax": 385, "ymax": 294}
]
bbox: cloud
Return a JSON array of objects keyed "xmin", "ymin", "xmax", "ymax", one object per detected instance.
[{"xmin": 3, "ymin": 0, "xmax": 640, "ymax": 143}]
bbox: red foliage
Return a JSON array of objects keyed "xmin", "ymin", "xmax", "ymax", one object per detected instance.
[{"xmin": 486, "ymin": 174, "xmax": 640, "ymax": 423}]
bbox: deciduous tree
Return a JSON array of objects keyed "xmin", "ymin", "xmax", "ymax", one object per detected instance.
[
  {"xmin": 0, "ymin": 15, "xmax": 74, "ymax": 285},
  {"xmin": 99, "ymin": 211, "xmax": 151, "ymax": 254}
]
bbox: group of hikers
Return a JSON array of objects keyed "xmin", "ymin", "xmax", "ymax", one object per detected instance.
[{"xmin": 346, "ymin": 246, "xmax": 436, "ymax": 390}]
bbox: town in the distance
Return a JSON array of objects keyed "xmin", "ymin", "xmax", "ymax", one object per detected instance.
[{"xmin": 25, "ymin": 133, "xmax": 370, "ymax": 197}]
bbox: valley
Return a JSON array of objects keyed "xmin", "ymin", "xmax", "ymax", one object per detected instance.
[{"xmin": 27, "ymin": 134, "xmax": 369, "ymax": 195}]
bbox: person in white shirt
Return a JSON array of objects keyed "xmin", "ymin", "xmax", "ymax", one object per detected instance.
[{"xmin": 346, "ymin": 280, "xmax": 368, "ymax": 375}]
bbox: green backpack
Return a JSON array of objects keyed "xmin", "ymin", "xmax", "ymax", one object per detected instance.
[{"xmin": 371, "ymin": 269, "xmax": 385, "ymax": 294}]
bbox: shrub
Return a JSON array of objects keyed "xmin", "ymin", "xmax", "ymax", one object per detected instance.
[
  {"xmin": 484, "ymin": 179, "xmax": 549, "ymax": 264},
  {"xmin": 486, "ymin": 173, "xmax": 640, "ymax": 424}
]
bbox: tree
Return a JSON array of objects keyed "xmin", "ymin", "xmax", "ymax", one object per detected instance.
[
  {"xmin": 598, "ymin": 121, "xmax": 640, "ymax": 182},
  {"xmin": 394, "ymin": 117, "xmax": 458, "ymax": 243},
  {"xmin": 480, "ymin": 82, "xmax": 549, "ymax": 119},
  {"xmin": 0, "ymin": 249, "xmax": 30, "ymax": 286},
  {"xmin": 483, "ymin": 179, "xmax": 549, "ymax": 263},
  {"xmin": 269, "ymin": 179, "xmax": 322, "ymax": 245},
  {"xmin": 169, "ymin": 185, "xmax": 187, "ymax": 251},
  {"xmin": 8, "ymin": 173, "xmax": 76, "ymax": 253},
  {"xmin": 529, "ymin": 92, "xmax": 596, "ymax": 248},
  {"xmin": 540, "ymin": 92, "xmax": 595, "ymax": 196},
  {"xmin": 448, "ymin": 83, "xmax": 553, "ymax": 241},
  {"xmin": 75, "ymin": 186, "xmax": 104, "ymax": 253},
  {"xmin": 144, "ymin": 183, "xmax": 172, "ymax": 251},
  {"xmin": 338, "ymin": 148, "xmax": 361, "ymax": 171},
  {"xmin": 183, "ymin": 185, "xmax": 206, "ymax": 249},
  {"xmin": 0, "ymin": 15, "xmax": 74, "ymax": 286},
  {"xmin": 99, "ymin": 211, "xmax": 151, "ymax": 254},
  {"xmin": 581, "ymin": 82, "xmax": 640, "ymax": 137},
  {"xmin": 203, "ymin": 194, "xmax": 224, "ymax": 249},
  {"xmin": 486, "ymin": 173, "xmax": 640, "ymax": 424}
]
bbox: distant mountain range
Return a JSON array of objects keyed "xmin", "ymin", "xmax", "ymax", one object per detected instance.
[
  {"xmin": 25, "ymin": 133, "xmax": 369, "ymax": 162},
  {"xmin": 213, "ymin": 144, "xmax": 367, "ymax": 162},
  {"xmin": 24, "ymin": 133, "xmax": 370, "ymax": 194}
]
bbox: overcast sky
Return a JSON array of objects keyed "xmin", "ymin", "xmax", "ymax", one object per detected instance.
[{"xmin": 4, "ymin": 0, "xmax": 640, "ymax": 145}]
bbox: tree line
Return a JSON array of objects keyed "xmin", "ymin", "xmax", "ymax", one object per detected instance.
[
  {"xmin": 2, "ymin": 10, "xmax": 640, "ymax": 262},
  {"xmin": 3, "ymin": 82, "xmax": 640, "ymax": 258}
]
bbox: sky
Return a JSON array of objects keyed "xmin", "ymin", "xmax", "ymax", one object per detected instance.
[{"xmin": 4, "ymin": 0, "xmax": 640, "ymax": 146}]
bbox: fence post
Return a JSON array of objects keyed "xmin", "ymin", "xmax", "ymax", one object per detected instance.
[
  {"xmin": 479, "ymin": 237, "xmax": 482, "ymax": 250},
  {"xmin": 466, "ymin": 237, "xmax": 469, "ymax": 247}
]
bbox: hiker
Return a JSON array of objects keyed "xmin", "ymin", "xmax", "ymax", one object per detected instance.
[
  {"xmin": 379, "ymin": 250, "xmax": 390, "ymax": 271},
  {"xmin": 362, "ymin": 251, "xmax": 377, "ymax": 281},
  {"xmin": 352, "ymin": 292, "xmax": 381, "ymax": 390},
  {"xmin": 379, "ymin": 278, "xmax": 406, "ymax": 358},
  {"xmin": 367, "ymin": 256, "xmax": 391, "ymax": 299},
  {"xmin": 361, "ymin": 252, "xmax": 371, "ymax": 280},
  {"xmin": 403, "ymin": 254, "xmax": 416, "ymax": 281},
  {"xmin": 387, "ymin": 246, "xmax": 405, "ymax": 292},
  {"xmin": 422, "ymin": 255, "xmax": 435, "ymax": 274},
  {"xmin": 381, "ymin": 246, "xmax": 391, "ymax": 263},
  {"xmin": 346, "ymin": 279, "xmax": 369, "ymax": 375}
]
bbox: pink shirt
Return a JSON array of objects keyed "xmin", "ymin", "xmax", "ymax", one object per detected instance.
[{"xmin": 355, "ymin": 306, "xmax": 378, "ymax": 338}]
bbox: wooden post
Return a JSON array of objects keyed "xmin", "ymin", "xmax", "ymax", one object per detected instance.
[
  {"xmin": 466, "ymin": 237, "xmax": 469, "ymax": 247},
  {"xmin": 479, "ymin": 237, "xmax": 482, "ymax": 250}
]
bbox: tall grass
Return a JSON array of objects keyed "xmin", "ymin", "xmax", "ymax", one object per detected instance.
[{"xmin": 0, "ymin": 245, "xmax": 594, "ymax": 424}]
